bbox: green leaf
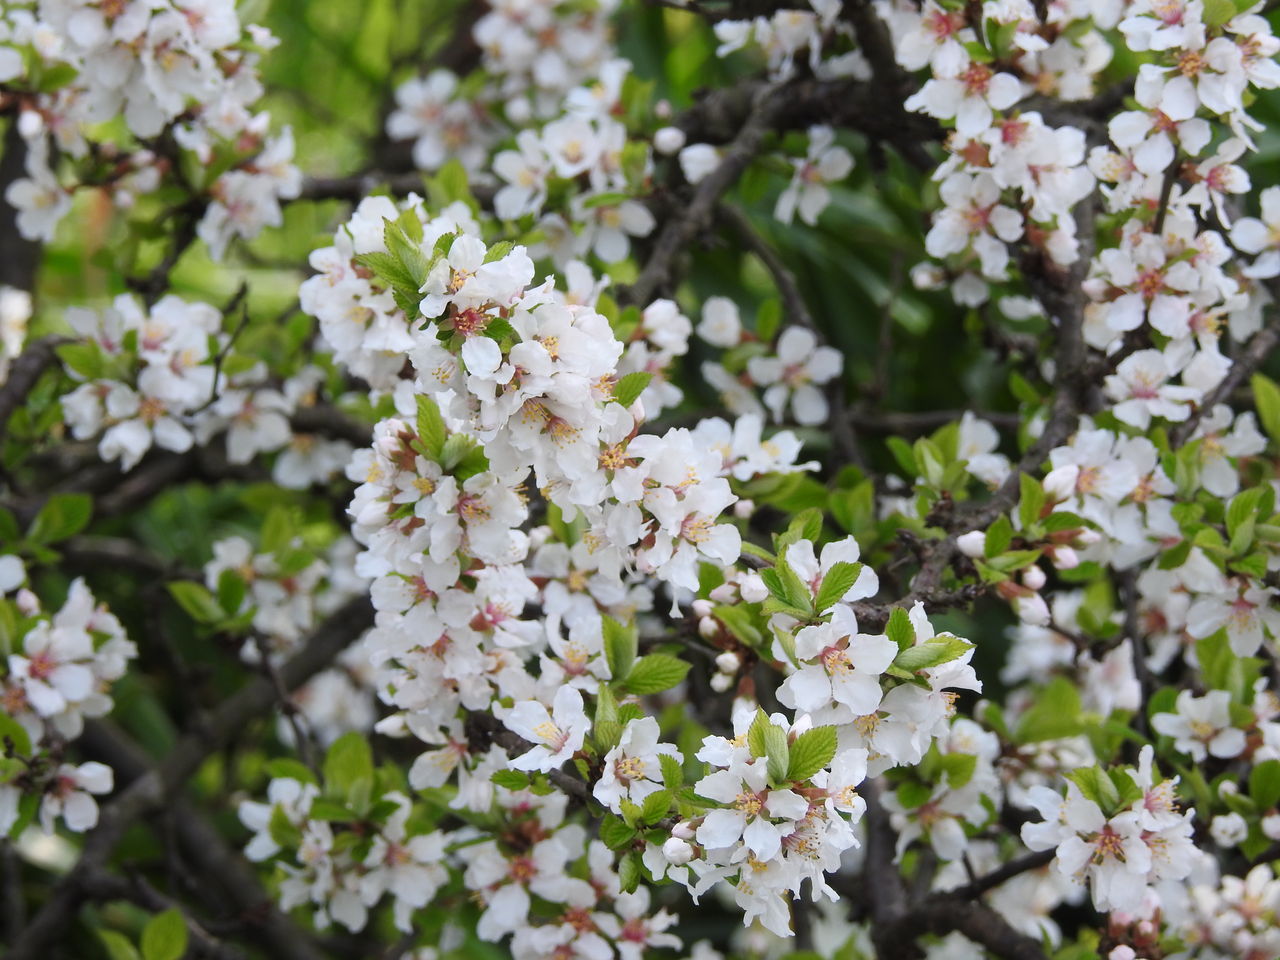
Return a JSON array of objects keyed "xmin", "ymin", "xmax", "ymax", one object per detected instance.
[
  {"xmin": 891, "ymin": 636, "xmax": 972, "ymax": 673},
  {"xmin": 1253, "ymin": 373, "xmax": 1280, "ymax": 443},
  {"xmin": 641, "ymin": 788, "xmax": 672, "ymax": 824},
  {"xmin": 28, "ymin": 493, "xmax": 92, "ymax": 545},
  {"xmin": 776, "ymin": 508, "xmax": 823, "ymax": 553},
  {"xmin": 490, "ymin": 769, "xmax": 531, "ymax": 791},
  {"xmin": 1202, "ymin": 0, "xmax": 1236, "ymax": 25},
  {"xmin": 323, "ymin": 732, "xmax": 374, "ymax": 806},
  {"xmin": 815, "ymin": 561, "xmax": 862, "ymax": 612},
  {"xmin": 1015, "ymin": 677, "xmax": 1083, "ymax": 743},
  {"xmin": 602, "ymin": 616, "xmax": 638, "ymax": 681},
  {"xmin": 216, "ymin": 568, "xmax": 247, "ymax": 615},
  {"xmin": 483, "ymin": 240, "xmax": 516, "ymax": 263},
  {"xmin": 622, "ymin": 654, "xmax": 691, "ymax": 695},
  {"xmin": 659, "ymin": 752, "xmax": 684, "ymax": 788},
  {"xmin": 885, "ymin": 607, "xmax": 915, "ymax": 651},
  {"xmin": 786, "ymin": 726, "xmax": 837, "ymax": 782},
  {"xmin": 1068, "ymin": 766, "xmax": 1120, "ymax": 813},
  {"xmin": 1018, "ymin": 474, "xmax": 1045, "ymax": 529},
  {"xmin": 1251, "ymin": 759, "xmax": 1280, "ymax": 810},
  {"xmin": 56, "ymin": 341, "xmax": 105, "ymax": 381},
  {"xmin": 618, "ymin": 850, "xmax": 642, "ymax": 893},
  {"xmin": 940, "ymin": 752, "xmax": 978, "ymax": 788},
  {"xmin": 415, "ymin": 395, "xmax": 447, "ymax": 460},
  {"xmin": 141, "ymin": 908, "xmax": 187, "ymax": 960},
  {"xmin": 166, "ymin": 582, "xmax": 224, "ymax": 624},
  {"xmin": 97, "ymin": 930, "xmax": 143, "ymax": 960},
  {"xmin": 600, "ymin": 814, "xmax": 637, "ymax": 850},
  {"xmin": 984, "ymin": 514, "xmax": 1013, "ymax": 557},
  {"xmin": 264, "ymin": 758, "xmax": 318, "ymax": 785},
  {"xmin": 613, "ymin": 371, "xmax": 652, "ymax": 407}
]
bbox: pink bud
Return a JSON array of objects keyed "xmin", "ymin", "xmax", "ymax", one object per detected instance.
[
  {"xmin": 1022, "ymin": 564, "xmax": 1047, "ymax": 591},
  {"xmin": 692, "ymin": 599, "xmax": 714, "ymax": 618}
]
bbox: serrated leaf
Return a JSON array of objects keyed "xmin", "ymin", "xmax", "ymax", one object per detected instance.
[
  {"xmin": 483, "ymin": 240, "xmax": 516, "ymax": 263},
  {"xmin": 613, "ymin": 371, "xmax": 652, "ymax": 407},
  {"xmin": 416, "ymin": 395, "xmax": 447, "ymax": 460},
  {"xmin": 602, "ymin": 616, "xmax": 637, "ymax": 681},
  {"xmin": 886, "ymin": 607, "xmax": 915, "ymax": 651},
  {"xmin": 490, "ymin": 769, "xmax": 530, "ymax": 790},
  {"xmin": 1067, "ymin": 766, "xmax": 1120, "ymax": 813},
  {"xmin": 622, "ymin": 654, "xmax": 690, "ymax": 695},
  {"xmin": 641, "ymin": 788, "xmax": 672, "ymax": 824},
  {"xmin": 892, "ymin": 636, "xmax": 972, "ymax": 673},
  {"xmin": 984, "ymin": 514, "xmax": 1013, "ymax": 557},
  {"xmin": 786, "ymin": 726, "xmax": 837, "ymax": 782},
  {"xmin": 618, "ymin": 850, "xmax": 642, "ymax": 893},
  {"xmin": 659, "ymin": 752, "xmax": 684, "ymax": 788},
  {"xmin": 600, "ymin": 814, "xmax": 637, "ymax": 850},
  {"xmin": 814, "ymin": 561, "xmax": 862, "ymax": 613},
  {"xmin": 1019, "ymin": 474, "xmax": 1045, "ymax": 530}
]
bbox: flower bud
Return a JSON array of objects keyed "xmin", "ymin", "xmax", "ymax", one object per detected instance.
[
  {"xmin": 18, "ymin": 110, "xmax": 43, "ymax": 139},
  {"xmin": 715, "ymin": 651, "xmax": 741, "ymax": 674},
  {"xmin": 1108, "ymin": 948, "xmax": 1136, "ymax": 960},
  {"xmin": 672, "ymin": 820, "xmax": 695, "ymax": 840},
  {"xmin": 655, "ymin": 99, "xmax": 673, "ymax": 119},
  {"xmin": 692, "ymin": 599, "xmax": 714, "ymax": 618},
  {"xmin": 956, "ymin": 530, "xmax": 986, "ymax": 558},
  {"xmin": 738, "ymin": 573, "xmax": 768, "ymax": 604},
  {"xmin": 1012, "ymin": 592, "xmax": 1050, "ymax": 626},
  {"xmin": 710, "ymin": 672, "xmax": 733, "ymax": 692},
  {"xmin": 1022, "ymin": 564, "xmax": 1047, "ymax": 591},
  {"xmin": 1043, "ymin": 465, "xmax": 1078, "ymax": 501},
  {"xmin": 628, "ymin": 397, "xmax": 646, "ymax": 424},
  {"xmin": 1074, "ymin": 527, "xmax": 1102, "ymax": 546},
  {"xmin": 733, "ymin": 499, "xmax": 755, "ymax": 519},
  {"xmin": 653, "ymin": 126, "xmax": 686, "ymax": 154},
  {"xmin": 16, "ymin": 588, "xmax": 39, "ymax": 616},
  {"xmin": 1262, "ymin": 812, "xmax": 1280, "ymax": 840},
  {"xmin": 910, "ymin": 262, "xmax": 946, "ymax": 290},
  {"xmin": 708, "ymin": 584, "xmax": 736, "ymax": 604},
  {"xmin": 662, "ymin": 836, "xmax": 693, "ymax": 865},
  {"xmin": 698, "ymin": 616, "xmax": 719, "ymax": 639},
  {"xmin": 1049, "ymin": 545, "xmax": 1079, "ymax": 570},
  {"xmin": 1219, "ymin": 779, "xmax": 1239, "ymax": 797}
]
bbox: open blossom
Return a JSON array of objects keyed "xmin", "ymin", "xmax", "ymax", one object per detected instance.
[
  {"xmin": 778, "ymin": 605, "xmax": 897, "ymax": 716},
  {"xmin": 502, "ymin": 685, "xmax": 589, "ymax": 772},
  {"xmin": 775, "ymin": 125, "xmax": 853, "ymax": 225},
  {"xmin": 1152, "ymin": 690, "xmax": 1247, "ymax": 761},
  {"xmin": 747, "ymin": 326, "xmax": 843, "ymax": 426},
  {"xmin": 694, "ymin": 753, "xmax": 810, "ymax": 860},
  {"xmin": 594, "ymin": 717, "xmax": 680, "ymax": 813}
]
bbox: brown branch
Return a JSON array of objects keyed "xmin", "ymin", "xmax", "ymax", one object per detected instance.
[
  {"xmin": 290, "ymin": 404, "xmax": 374, "ymax": 446},
  {"xmin": 0, "ymin": 121, "xmax": 42, "ymax": 292}
]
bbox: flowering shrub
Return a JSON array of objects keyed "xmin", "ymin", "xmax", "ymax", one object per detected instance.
[{"xmin": 3, "ymin": 0, "xmax": 1280, "ymax": 959}]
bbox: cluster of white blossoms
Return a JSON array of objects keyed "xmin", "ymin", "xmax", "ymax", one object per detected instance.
[
  {"xmin": 0, "ymin": 0, "xmax": 299, "ymax": 256},
  {"xmin": 59, "ymin": 295, "xmax": 353, "ymax": 483},
  {"xmin": 694, "ymin": 296, "xmax": 847, "ymax": 428},
  {"xmin": 0, "ymin": 565, "xmax": 135, "ymax": 837}
]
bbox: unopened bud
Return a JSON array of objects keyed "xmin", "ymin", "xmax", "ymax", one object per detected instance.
[
  {"xmin": 16, "ymin": 588, "xmax": 39, "ymax": 616},
  {"xmin": 715, "ymin": 651, "xmax": 741, "ymax": 674},
  {"xmin": 1074, "ymin": 528, "xmax": 1102, "ymax": 546},
  {"xmin": 1022, "ymin": 564, "xmax": 1047, "ymax": 591},
  {"xmin": 671, "ymin": 820, "xmax": 695, "ymax": 840},
  {"xmin": 956, "ymin": 530, "xmax": 986, "ymax": 558},
  {"xmin": 733, "ymin": 499, "xmax": 755, "ymax": 519},
  {"xmin": 692, "ymin": 599, "xmax": 714, "ymax": 618},
  {"xmin": 1219, "ymin": 779, "xmax": 1240, "ymax": 797},
  {"xmin": 1012, "ymin": 592, "xmax": 1050, "ymax": 626},
  {"xmin": 1050, "ymin": 545, "xmax": 1079, "ymax": 570},
  {"xmin": 698, "ymin": 616, "xmax": 719, "ymax": 639},
  {"xmin": 738, "ymin": 574, "xmax": 768, "ymax": 604},
  {"xmin": 654, "ymin": 99, "xmax": 673, "ymax": 119},
  {"xmin": 708, "ymin": 584, "xmax": 736, "ymax": 604},
  {"xmin": 1043, "ymin": 465, "xmax": 1078, "ymax": 501},
  {"xmin": 1262, "ymin": 812, "xmax": 1280, "ymax": 840},
  {"xmin": 628, "ymin": 397, "xmax": 646, "ymax": 424},
  {"xmin": 710, "ymin": 672, "xmax": 733, "ymax": 692},
  {"xmin": 662, "ymin": 836, "xmax": 693, "ymax": 865},
  {"xmin": 17, "ymin": 110, "xmax": 43, "ymax": 139},
  {"xmin": 653, "ymin": 126, "xmax": 686, "ymax": 154}
]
